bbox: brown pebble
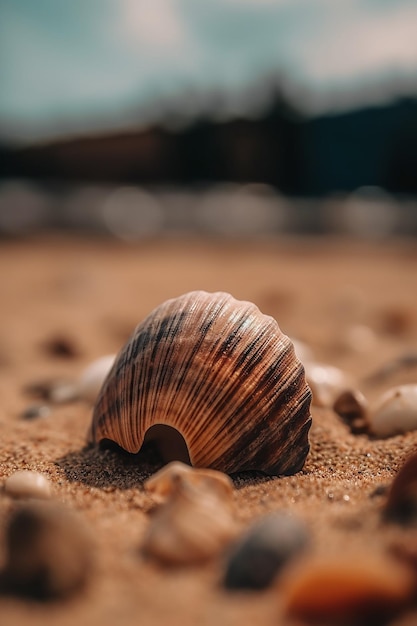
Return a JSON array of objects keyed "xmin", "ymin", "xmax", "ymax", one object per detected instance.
[
  {"xmin": 282, "ymin": 553, "xmax": 415, "ymax": 623},
  {"xmin": 24, "ymin": 380, "xmax": 57, "ymax": 400},
  {"xmin": 332, "ymin": 389, "xmax": 369, "ymax": 434},
  {"xmin": 384, "ymin": 449, "xmax": 417, "ymax": 524},
  {"xmin": 41, "ymin": 335, "xmax": 80, "ymax": 359},
  {"xmin": 21, "ymin": 404, "xmax": 51, "ymax": 420},
  {"xmin": 1, "ymin": 501, "xmax": 93, "ymax": 599},
  {"xmin": 378, "ymin": 306, "xmax": 415, "ymax": 336},
  {"xmin": 369, "ymin": 484, "xmax": 388, "ymax": 499}
]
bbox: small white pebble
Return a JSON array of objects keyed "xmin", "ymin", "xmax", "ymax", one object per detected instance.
[
  {"xmin": 77, "ymin": 354, "xmax": 116, "ymax": 403},
  {"xmin": 370, "ymin": 384, "xmax": 417, "ymax": 438},
  {"xmin": 5, "ymin": 470, "xmax": 52, "ymax": 500},
  {"xmin": 49, "ymin": 381, "xmax": 79, "ymax": 404},
  {"xmin": 304, "ymin": 362, "xmax": 352, "ymax": 407}
]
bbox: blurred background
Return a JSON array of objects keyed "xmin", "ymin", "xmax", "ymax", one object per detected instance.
[{"xmin": 0, "ymin": 0, "xmax": 417, "ymax": 238}]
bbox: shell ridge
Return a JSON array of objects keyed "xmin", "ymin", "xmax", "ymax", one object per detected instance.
[
  {"xmin": 176, "ymin": 306, "xmax": 259, "ymax": 441},
  {"xmin": 91, "ymin": 291, "xmax": 312, "ymax": 474},
  {"xmin": 166, "ymin": 297, "xmax": 252, "ymax": 439},
  {"xmin": 126, "ymin": 292, "xmax": 233, "ymax": 456},
  {"xmin": 127, "ymin": 300, "xmax": 188, "ymax": 446},
  {"xmin": 210, "ymin": 380, "xmax": 312, "ymax": 473},
  {"xmin": 191, "ymin": 344, "xmax": 305, "ymax": 466},
  {"xmin": 124, "ymin": 315, "xmax": 159, "ymax": 449},
  {"xmin": 184, "ymin": 325, "xmax": 291, "ymax": 450},
  {"xmin": 145, "ymin": 308, "xmax": 188, "ymax": 429},
  {"xmin": 161, "ymin": 294, "xmax": 230, "ymax": 436}
]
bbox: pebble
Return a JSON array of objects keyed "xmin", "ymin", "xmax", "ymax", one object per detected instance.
[
  {"xmin": 49, "ymin": 380, "xmax": 79, "ymax": 404},
  {"xmin": 142, "ymin": 463, "xmax": 238, "ymax": 565},
  {"xmin": 41, "ymin": 335, "xmax": 80, "ymax": 359},
  {"xmin": 21, "ymin": 404, "xmax": 51, "ymax": 420},
  {"xmin": 304, "ymin": 362, "xmax": 352, "ymax": 408},
  {"xmin": 24, "ymin": 379, "xmax": 78, "ymax": 404},
  {"xmin": 76, "ymin": 354, "xmax": 116, "ymax": 403},
  {"xmin": 24, "ymin": 354, "xmax": 116, "ymax": 406},
  {"xmin": 282, "ymin": 553, "xmax": 415, "ymax": 623},
  {"xmin": 2, "ymin": 501, "xmax": 93, "ymax": 599},
  {"xmin": 379, "ymin": 306, "xmax": 415, "ymax": 336},
  {"xmin": 144, "ymin": 461, "xmax": 234, "ymax": 504},
  {"xmin": 369, "ymin": 484, "xmax": 388, "ymax": 499},
  {"xmin": 369, "ymin": 384, "xmax": 417, "ymax": 438},
  {"xmin": 4, "ymin": 471, "xmax": 52, "ymax": 500},
  {"xmin": 332, "ymin": 389, "xmax": 369, "ymax": 434},
  {"xmin": 384, "ymin": 450, "xmax": 417, "ymax": 524},
  {"xmin": 223, "ymin": 512, "xmax": 309, "ymax": 590}
]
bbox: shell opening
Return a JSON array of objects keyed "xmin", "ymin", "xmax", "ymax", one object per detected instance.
[{"xmin": 142, "ymin": 424, "xmax": 192, "ymax": 466}]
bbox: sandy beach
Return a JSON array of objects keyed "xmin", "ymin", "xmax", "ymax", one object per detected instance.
[{"xmin": 1, "ymin": 235, "xmax": 417, "ymax": 626}]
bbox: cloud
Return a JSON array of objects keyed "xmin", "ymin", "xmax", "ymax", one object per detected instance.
[
  {"xmin": 1, "ymin": 0, "xmax": 417, "ymax": 141},
  {"xmin": 119, "ymin": 0, "xmax": 188, "ymax": 51},
  {"xmin": 292, "ymin": 1, "xmax": 417, "ymax": 86}
]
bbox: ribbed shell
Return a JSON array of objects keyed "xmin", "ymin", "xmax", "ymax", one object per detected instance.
[{"xmin": 90, "ymin": 291, "xmax": 312, "ymax": 475}]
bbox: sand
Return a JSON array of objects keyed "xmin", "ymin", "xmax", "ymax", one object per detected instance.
[{"xmin": 0, "ymin": 235, "xmax": 417, "ymax": 625}]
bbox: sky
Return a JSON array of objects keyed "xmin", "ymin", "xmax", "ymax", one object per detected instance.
[{"xmin": 1, "ymin": 0, "xmax": 417, "ymax": 143}]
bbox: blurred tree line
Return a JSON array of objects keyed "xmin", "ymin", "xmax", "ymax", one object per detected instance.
[{"xmin": 0, "ymin": 91, "xmax": 416, "ymax": 196}]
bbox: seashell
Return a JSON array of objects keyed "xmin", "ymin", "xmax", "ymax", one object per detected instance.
[
  {"xmin": 332, "ymin": 389, "xmax": 369, "ymax": 434},
  {"xmin": 369, "ymin": 384, "xmax": 417, "ymax": 438},
  {"xmin": 142, "ymin": 461, "xmax": 238, "ymax": 565},
  {"xmin": 77, "ymin": 354, "xmax": 116, "ymax": 403},
  {"xmin": 89, "ymin": 291, "xmax": 312, "ymax": 475},
  {"xmin": 4, "ymin": 470, "xmax": 52, "ymax": 500},
  {"xmin": 282, "ymin": 553, "xmax": 415, "ymax": 623},
  {"xmin": 2, "ymin": 501, "xmax": 93, "ymax": 599},
  {"xmin": 223, "ymin": 512, "xmax": 309, "ymax": 590},
  {"xmin": 304, "ymin": 362, "xmax": 352, "ymax": 408}
]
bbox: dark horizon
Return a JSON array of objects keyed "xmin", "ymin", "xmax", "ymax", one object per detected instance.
[{"xmin": 1, "ymin": 89, "xmax": 416, "ymax": 198}]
